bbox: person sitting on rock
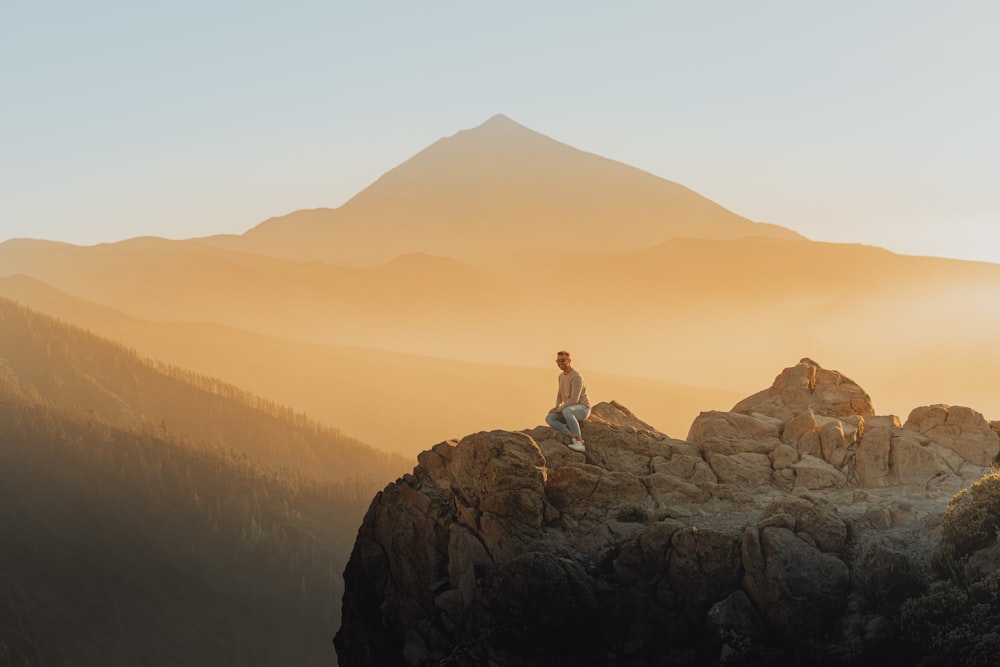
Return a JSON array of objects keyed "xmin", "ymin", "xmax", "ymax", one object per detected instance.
[{"xmin": 545, "ymin": 350, "xmax": 591, "ymax": 452}]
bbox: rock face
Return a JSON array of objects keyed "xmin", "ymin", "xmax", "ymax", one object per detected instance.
[{"xmin": 335, "ymin": 360, "xmax": 1000, "ymax": 665}]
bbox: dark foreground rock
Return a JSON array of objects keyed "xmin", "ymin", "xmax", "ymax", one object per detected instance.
[{"xmin": 335, "ymin": 359, "xmax": 1000, "ymax": 665}]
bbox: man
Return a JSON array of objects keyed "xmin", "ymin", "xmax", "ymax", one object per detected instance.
[{"xmin": 545, "ymin": 350, "xmax": 591, "ymax": 452}]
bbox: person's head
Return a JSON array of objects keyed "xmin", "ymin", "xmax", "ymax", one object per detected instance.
[{"xmin": 556, "ymin": 350, "xmax": 572, "ymax": 371}]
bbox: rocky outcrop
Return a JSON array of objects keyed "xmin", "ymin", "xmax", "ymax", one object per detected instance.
[{"xmin": 335, "ymin": 360, "xmax": 1000, "ymax": 666}]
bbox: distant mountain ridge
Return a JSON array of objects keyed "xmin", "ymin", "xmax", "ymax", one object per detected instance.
[
  {"xmin": 203, "ymin": 114, "xmax": 803, "ymax": 262},
  {"xmin": 0, "ymin": 236, "xmax": 505, "ymax": 335}
]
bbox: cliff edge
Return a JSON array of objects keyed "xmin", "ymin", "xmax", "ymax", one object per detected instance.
[{"xmin": 335, "ymin": 359, "xmax": 1000, "ymax": 665}]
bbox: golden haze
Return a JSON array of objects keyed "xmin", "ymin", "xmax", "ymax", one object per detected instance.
[{"xmin": 2, "ymin": 115, "xmax": 998, "ymax": 457}]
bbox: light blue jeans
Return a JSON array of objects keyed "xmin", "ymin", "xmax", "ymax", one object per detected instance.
[{"xmin": 545, "ymin": 404, "xmax": 591, "ymax": 439}]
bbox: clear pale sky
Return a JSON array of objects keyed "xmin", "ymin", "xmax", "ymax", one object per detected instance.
[{"xmin": 3, "ymin": 2, "xmax": 997, "ymax": 263}]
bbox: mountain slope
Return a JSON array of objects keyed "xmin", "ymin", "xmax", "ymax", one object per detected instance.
[
  {"xmin": 207, "ymin": 114, "xmax": 803, "ymax": 262},
  {"xmin": 0, "ymin": 297, "xmax": 409, "ymax": 481},
  {"xmin": 0, "ymin": 300, "xmax": 417, "ymax": 664}
]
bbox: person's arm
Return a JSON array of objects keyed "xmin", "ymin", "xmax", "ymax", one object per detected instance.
[
  {"xmin": 566, "ymin": 374, "xmax": 584, "ymax": 406},
  {"xmin": 553, "ymin": 376, "xmax": 569, "ymax": 411}
]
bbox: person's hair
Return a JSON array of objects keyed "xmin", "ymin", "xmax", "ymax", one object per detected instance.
[{"xmin": 556, "ymin": 350, "xmax": 571, "ymax": 358}]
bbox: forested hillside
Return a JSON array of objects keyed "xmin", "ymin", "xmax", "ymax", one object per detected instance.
[
  {"xmin": 0, "ymin": 381, "xmax": 367, "ymax": 665},
  {"xmin": 0, "ymin": 299, "xmax": 411, "ymax": 665},
  {"xmin": 0, "ymin": 297, "xmax": 409, "ymax": 483}
]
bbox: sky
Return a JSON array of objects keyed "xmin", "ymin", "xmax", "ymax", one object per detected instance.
[{"xmin": 2, "ymin": 1, "xmax": 998, "ymax": 263}]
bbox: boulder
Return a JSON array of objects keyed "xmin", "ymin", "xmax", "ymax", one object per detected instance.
[
  {"xmin": 706, "ymin": 452, "xmax": 773, "ymax": 487},
  {"xmin": 856, "ymin": 423, "xmax": 893, "ymax": 488},
  {"xmin": 769, "ymin": 444, "xmax": 799, "ymax": 480},
  {"xmin": 688, "ymin": 410, "xmax": 782, "ymax": 449},
  {"xmin": 760, "ymin": 494, "xmax": 848, "ymax": 552},
  {"xmin": 819, "ymin": 418, "xmax": 857, "ymax": 468},
  {"xmin": 904, "ymin": 404, "xmax": 1000, "ymax": 467},
  {"xmin": 614, "ymin": 519, "xmax": 685, "ymax": 580},
  {"xmin": 652, "ymin": 453, "xmax": 718, "ymax": 485},
  {"xmin": 742, "ymin": 525, "xmax": 850, "ymax": 637},
  {"xmin": 889, "ymin": 430, "xmax": 958, "ymax": 489},
  {"xmin": 643, "ymin": 472, "xmax": 711, "ymax": 506},
  {"xmin": 731, "ymin": 358, "xmax": 875, "ymax": 421},
  {"xmin": 792, "ymin": 453, "xmax": 847, "ymax": 491},
  {"xmin": 781, "ymin": 408, "xmax": 819, "ymax": 448},
  {"xmin": 668, "ymin": 527, "xmax": 744, "ymax": 609}
]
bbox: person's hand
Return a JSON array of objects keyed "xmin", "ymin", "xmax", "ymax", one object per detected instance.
[{"xmin": 548, "ymin": 407, "xmax": 559, "ymax": 414}]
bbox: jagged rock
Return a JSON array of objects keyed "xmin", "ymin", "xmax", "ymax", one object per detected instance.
[{"xmin": 336, "ymin": 363, "xmax": 999, "ymax": 666}]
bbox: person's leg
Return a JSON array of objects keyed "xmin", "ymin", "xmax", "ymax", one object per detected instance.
[
  {"xmin": 561, "ymin": 404, "xmax": 591, "ymax": 440},
  {"xmin": 545, "ymin": 412, "xmax": 571, "ymax": 436}
]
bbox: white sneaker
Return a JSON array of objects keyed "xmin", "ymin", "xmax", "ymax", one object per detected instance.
[{"xmin": 568, "ymin": 439, "xmax": 586, "ymax": 452}]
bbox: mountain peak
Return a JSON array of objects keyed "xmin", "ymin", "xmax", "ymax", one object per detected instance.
[
  {"xmin": 467, "ymin": 113, "xmax": 537, "ymax": 136},
  {"xmin": 238, "ymin": 115, "xmax": 803, "ymax": 262},
  {"xmin": 443, "ymin": 113, "xmax": 552, "ymax": 148},
  {"xmin": 479, "ymin": 112, "xmax": 519, "ymax": 127}
]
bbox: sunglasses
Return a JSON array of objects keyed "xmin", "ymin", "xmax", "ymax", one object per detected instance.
[{"xmin": 556, "ymin": 358, "xmax": 570, "ymax": 363}]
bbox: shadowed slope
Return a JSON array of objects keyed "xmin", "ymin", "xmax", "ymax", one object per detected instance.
[
  {"xmin": 0, "ymin": 379, "xmax": 359, "ymax": 666},
  {"xmin": 0, "ymin": 297, "xmax": 408, "ymax": 480}
]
